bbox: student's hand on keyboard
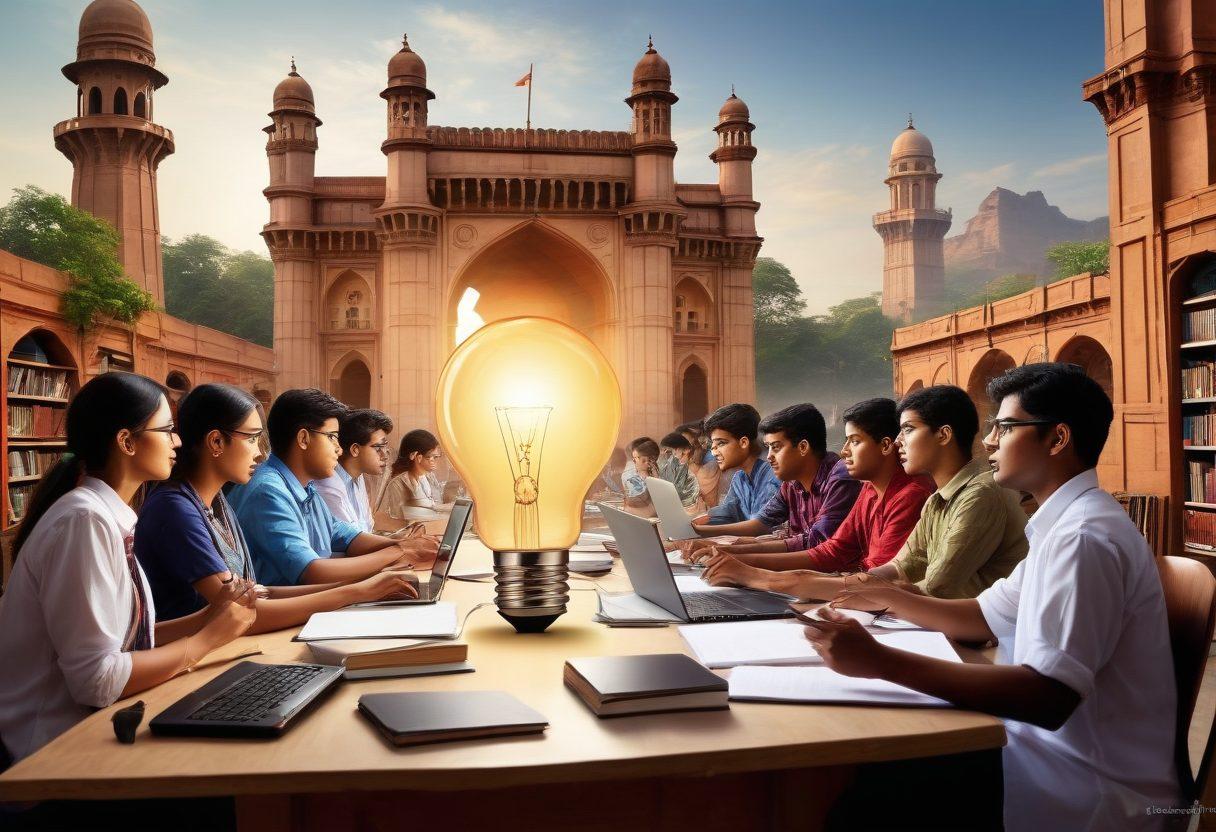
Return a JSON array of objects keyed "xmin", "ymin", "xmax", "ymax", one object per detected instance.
[
  {"xmin": 801, "ymin": 607, "xmax": 886, "ymax": 678},
  {"xmin": 358, "ymin": 568, "xmax": 420, "ymax": 602},
  {"xmin": 394, "ymin": 536, "xmax": 439, "ymax": 568},
  {"xmin": 677, "ymin": 538, "xmax": 716, "ymax": 562},
  {"xmin": 701, "ymin": 548, "xmax": 764, "ymax": 589}
]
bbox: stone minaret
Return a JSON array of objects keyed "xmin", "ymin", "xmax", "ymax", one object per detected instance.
[
  {"xmin": 872, "ymin": 118, "xmax": 952, "ymax": 322},
  {"xmin": 55, "ymin": 0, "xmax": 174, "ymax": 303},
  {"xmin": 375, "ymin": 35, "xmax": 443, "ymax": 431},
  {"xmin": 711, "ymin": 89, "xmax": 762, "ymax": 406},
  {"xmin": 620, "ymin": 38, "xmax": 684, "ymax": 437},
  {"xmin": 263, "ymin": 60, "xmax": 322, "ymax": 391}
]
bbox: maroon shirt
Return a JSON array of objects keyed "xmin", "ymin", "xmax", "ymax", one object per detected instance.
[
  {"xmin": 799, "ymin": 467, "xmax": 936, "ymax": 572},
  {"xmin": 756, "ymin": 452, "xmax": 863, "ymax": 551}
]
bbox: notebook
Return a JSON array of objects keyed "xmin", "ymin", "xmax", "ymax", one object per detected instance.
[
  {"xmin": 679, "ymin": 619, "xmax": 962, "ymax": 668},
  {"xmin": 728, "ymin": 665, "xmax": 955, "ymax": 707},
  {"xmin": 296, "ymin": 602, "xmax": 458, "ymax": 641},
  {"xmin": 307, "ymin": 639, "xmax": 471, "ymax": 679},
  {"xmin": 357, "ymin": 691, "xmax": 548, "ymax": 747},
  {"xmin": 564, "ymin": 654, "xmax": 728, "ymax": 717}
]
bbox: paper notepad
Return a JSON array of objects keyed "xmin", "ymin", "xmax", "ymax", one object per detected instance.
[
  {"xmin": 297, "ymin": 602, "xmax": 458, "ymax": 641},
  {"xmin": 729, "ymin": 665, "xmax": 954, "ymax": 707},
  {"xmin": 679, "ymin": 619, "xmax": 961, "ymax": 668}
]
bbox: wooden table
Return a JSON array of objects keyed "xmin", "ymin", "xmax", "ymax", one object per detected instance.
[{"xmin": 0, "ymin": 540, "xmax": 1005, "ymax": 831}]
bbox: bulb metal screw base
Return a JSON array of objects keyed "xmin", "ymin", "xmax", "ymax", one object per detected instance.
[{"xmin": 493, "ymin": 549, "xmax": 569, "ymax": 634}]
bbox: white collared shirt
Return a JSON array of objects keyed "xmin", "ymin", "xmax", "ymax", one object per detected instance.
[
  {"xmin": 977, "ymin": 469, "xmax": 1181, "ymax": 831},
  {"xmin": 0, "ymin": 477, "xmax": 155, "ymax": 764},
  {"xmin": 314, "ymin": 464, "xmax": 373, "ymax": 534}
]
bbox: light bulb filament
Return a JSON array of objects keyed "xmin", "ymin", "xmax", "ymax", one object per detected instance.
[{"xmin": 495, "ymin": 406, "xmax": 552, "ymax": 549}]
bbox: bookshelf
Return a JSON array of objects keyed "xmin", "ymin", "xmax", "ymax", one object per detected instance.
[
  {"xmin": 1181, "ymin": 272, "xmax": 1216, "ymax": 556},
  {"xmin": 3, "ymin": 333, "xmax": 77, "ymax": 529}
]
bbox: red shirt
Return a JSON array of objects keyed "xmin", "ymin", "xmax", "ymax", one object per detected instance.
[{"xmin": 799, "ymin": 467, "xmax": 935, "ymax": 572}]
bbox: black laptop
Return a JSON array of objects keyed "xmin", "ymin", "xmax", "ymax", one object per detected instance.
[{"xmin": 597, "ymin": 503, "xmax": 793, "ymax": 622}]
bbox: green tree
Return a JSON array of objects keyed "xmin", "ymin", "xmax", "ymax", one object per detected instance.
[
  {"xmin": 0, "ymin": 186, "xmax": 156, "ymax": 329},
  {"xmin": 752, "ymin": 257, "xmax": 806, "ymax": 328},
  {"xmin": 162, "ymin": 234, "xmax": 274, "ymax": 347},
  {"xmin": 1046, "ymin": 240, "xmax": 1110, "ymax": 279}
]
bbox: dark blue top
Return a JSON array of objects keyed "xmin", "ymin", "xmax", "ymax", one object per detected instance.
[{"xmin": 135, "ymin": 484, "xmax": 253, "ymax": 620}]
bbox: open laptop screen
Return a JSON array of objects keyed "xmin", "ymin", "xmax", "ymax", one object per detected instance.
[{"xmin": 427, "ymin": 497, "xmax": 473, "ymax": 596}]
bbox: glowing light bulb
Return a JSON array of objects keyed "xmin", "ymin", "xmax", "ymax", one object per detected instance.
[{"xmin": 436, "ymin": 316, "xmax": 622, "ymax": 632}]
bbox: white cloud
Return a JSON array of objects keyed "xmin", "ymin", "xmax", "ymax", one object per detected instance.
[{"xmin": 1033, "ymin": 153, "xmax": 1105, "ymax": 179}]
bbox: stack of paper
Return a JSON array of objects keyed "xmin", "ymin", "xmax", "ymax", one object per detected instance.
[
  {"xmin": 679, "ymin": 619, "xmax": 961, "ymax": 669},
  {"xmin": 594, "ymin": 590, "xmax": 682, "ymax": 626},
  {"xmin": 728, "ymin": 665, "xmax": 953, "ymax": 707},
  {"xmin": 297, "ymin": 602, "xmax": 458, "ymax": 642}
]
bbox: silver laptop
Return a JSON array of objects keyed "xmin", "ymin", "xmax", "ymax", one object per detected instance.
[
  {"xmin": 360, "ymin": 497, "xmax": 473, "ymax": 606},
  {"xmin": 597, "ymin": 502, "xmax": 792, "ymax": 622},
  {"xmin": 644, "ymin": 476, "xmax": 699, "ymax": 540}
]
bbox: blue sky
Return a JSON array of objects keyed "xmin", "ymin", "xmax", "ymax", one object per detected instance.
[{"xmin": 0, "ymin": 0, "xmax": 1107, "ymax": 312}]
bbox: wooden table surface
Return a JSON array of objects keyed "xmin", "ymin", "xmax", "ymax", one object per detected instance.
[{"xmin": 0, "ymin": 538, "xmax": 1005, "ymax": 803}]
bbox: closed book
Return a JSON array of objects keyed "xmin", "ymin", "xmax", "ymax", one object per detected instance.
[
  {"xmin": 358, "ymin": 691, "xmax": 547, "ymax": 747},
  {"xmin": 307, "ymin": 638, "xmax": 468, "ymax": 671},
  {"xmin": 564, "ymin": 653, "xmax": 728, "ymax": 717},
  {"xmin": 344, "ymin": 661, "xmax": 474, "ymax": 680}
]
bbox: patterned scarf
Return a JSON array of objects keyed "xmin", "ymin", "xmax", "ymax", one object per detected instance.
[{"xmin": 121, "ymin": 533, "xmax": 153, "ymax": 651}]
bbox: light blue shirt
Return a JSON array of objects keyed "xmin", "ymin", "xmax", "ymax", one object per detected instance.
[
  {"xmin": 227, "ymin": 454, "xmax": 363, "ymax": 585},
  {"xmin": 314, "ymin": 464, "xmax": 374, "ymax": 534},
  {"xmin": 705, "ymin": 455, "xmax": 780, "ymax": 524}
]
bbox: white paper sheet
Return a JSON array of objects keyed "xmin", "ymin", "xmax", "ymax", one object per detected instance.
[
  {"xmin": 297, "ymin": 603, "xmax": 458, "ymax": 641},
  {"xmin": 729, "ymin": 665, "xmax": 954, "ymax": 707},
  {"xmin": 596, "ymin": 591, "xmax": 683, "ymax": 623},
  {"xmin": 679, "ymin": 620, "xmax": 962, "ymax": 668},
  {"xmin": 673, "ymin": 574, "xmax": 728, "ymax": 593}
]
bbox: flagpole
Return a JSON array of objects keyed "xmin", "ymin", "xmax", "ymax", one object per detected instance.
[{"xmin": 526, "ymin": 62, "xmax": 533, "ymax": 131}]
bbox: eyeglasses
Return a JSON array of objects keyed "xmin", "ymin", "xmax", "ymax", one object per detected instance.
[
  {"xmin": 370, "ymin": 441, "xmax": 391, "ymax": 456},
  {"xmin": 984, "ymin": 418, "xmax": 1057, "ymax": 441},
  {"xmin": 223, "ymin": 428, "xmax": 264, "ymax": 446},
  {"xmin": 424, "ymin": 451, "xmax": 443, "ymax": 461},
  {"xmin": 307, "ymin": 429, "xmax": 341, "ymax": 446},
  {"xmin": 134, "ymin": 422, "xmax": 177, "ymax": 436}
]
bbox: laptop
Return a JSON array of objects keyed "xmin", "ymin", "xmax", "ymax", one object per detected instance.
[
  {"xmin": 149, "ymin": 661, "xmax": 343, "ymax": 738},
  {"xmin": 597, "ymin": 502, "xmax": 793, "ymax": 623},
  {"xmin": 644, "ymin": 476, "xmax": 699, "ymax": 541},
  {"xmin": 359, "ymin": 497, "xmax": 473, "ymax": 606}
]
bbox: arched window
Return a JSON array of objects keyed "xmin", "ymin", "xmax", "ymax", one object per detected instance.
[
  {"xmin": 134, "ymin": 92, "xmax": 146, "ymax": 118},
  {"xmin": 681, "ymin": 363, "xmax": 709, "ymax": 423},
  {"xmin": 88, "ymin": 87, "xmax": 102, "ymax": 115},
  {"xmin": 76, "ymin": 87, "xmax": 83, "ymax": 117},
  {"xmin": 114, "ymin": 87, "xmax": 128, "ymax": 115}
]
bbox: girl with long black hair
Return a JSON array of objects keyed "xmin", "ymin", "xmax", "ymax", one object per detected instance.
[
  {"xmin": 134, "ymin": 384, "xmax": 417, "ymax": 631},
  {"xmin": 0, "ymin": 373, "xmax": 255, "ymax": 766}
]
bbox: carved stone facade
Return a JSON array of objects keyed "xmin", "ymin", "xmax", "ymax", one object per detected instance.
[{"xmin": 264, "ymin": 37, "xmax": 762, "ymax": 442}]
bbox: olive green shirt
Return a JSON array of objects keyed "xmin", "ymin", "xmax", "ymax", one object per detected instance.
[{"xmin": 889, "ymin": 458, "xmax": 1028, "ymax": 599}]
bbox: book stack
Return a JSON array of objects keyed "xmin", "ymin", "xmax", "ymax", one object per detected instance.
[
  {"xmin": 1113, "ymin": 492, "xmax": 1164, "ymax": 552},
  {"xmin": 1186, "ymin": 461, "xmax": 1216, "ymax": 504},
  {"xmin": 8, "ymin": 366, "xmax": 69, "ymax": 399},
  {"xmin": 1183, "ymin": 412, "xmax": 1216, "ymax": 446},
  {"xmin": 7, "ymin": 449, "xmax": 63, "ymax": 479},
  {"xmin": 1186, "ymin": 510, "xmax": 1216, "ymax": 552},
  {"xmin": 1183, "ymin": 362, "xmax": 1216, "ymax": 398},
  {"xmin": 7, "ymin": 404, "xmax": 66, "ymax": 438},
  {"xmin": 564, "ymin": 654, "xmax": 728, "ymax": 717},
  {"xmin": 1186, "ymin": 307, "xmax": 1216, "ymax": 342},
  {"xmin": 307, "ymin": 638, "xmax": 471, "ymax": 680}
]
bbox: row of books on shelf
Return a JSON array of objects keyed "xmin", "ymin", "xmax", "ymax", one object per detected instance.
[
  {"xmin": 7, "ymin": 403, "xmax": 66, "ymax": 439},
  {"xmin": 1183, "ymin": 362, "xmax": 1216, "ymax": 398},
  {"xmin": 1185, "ymin": 307, "xmax": 1216, "ymax": 342},
  {"xmin": 1186, "ymin": 509, "xmax": 1216, "ymax": 552},
  {"xmin": 7, "ymin": 482, "xmax": 34, "ymax": 523},
  {"xmin": 8, "ymin": 365, "xmax": 70, "ymax": 399},
  {"xmin": 8, "ymin": 449, "xmax": 62, "ymax": 480},
  {"xmin": 1113, "ymin": 492, "xmax": 1164, "ymax": 554}
]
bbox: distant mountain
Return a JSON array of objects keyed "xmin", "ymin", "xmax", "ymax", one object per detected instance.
[{"xmin": 943, "ymin": 188, "xmax": 1107, "ymax": 288}]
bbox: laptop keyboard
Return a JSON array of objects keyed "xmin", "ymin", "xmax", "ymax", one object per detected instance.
[
  {"xmin": 682, "ymin": 591, "xmax": 752, "ymax": 618},
  {"xmin": 186, "ymin": 664, "xmax": 326, "ymax": 723}
]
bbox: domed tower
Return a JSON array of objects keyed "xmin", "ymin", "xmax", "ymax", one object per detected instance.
[
  {"xmin": 620, "ymin": 38, "xmax": 685, "ymax": 437},
  {"xmin": 375, "ymin": 35, "xmax": 443, "ymax": 432},
  {"xmin": 711, "ymin": 89, "xmax": 758, "ymax": 237},
  {"xmin": 262, "ymin": 60, "xmax": 322, "ymax": 390},
  {"xmin": 872, "ymin": 117, "xmax": 952, "ymax": 322},
  {"xmin": 54, "ymin": 0, "xmax": 174, "ymax": 303}
]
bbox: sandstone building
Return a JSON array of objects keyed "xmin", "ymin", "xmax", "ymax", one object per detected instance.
[{"xmin": 263, "ymin": 37, "xmax": 762, "ymax": 442}]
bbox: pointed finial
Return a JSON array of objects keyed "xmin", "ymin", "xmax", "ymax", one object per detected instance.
[
  {"xmin": 731, "ymin": 83, "xmax": 736, "ymax": 97},
  {"xmin": 647, "ymin": 34, "xmax": 654, "ymax": 51},
  {"xmin": 402, "ymin": 33, "xmax": 410, "ymax": 50},
  {"xmin": 289, "ymin": 56, "xmax": 297, "ymax": 75},
  {"xmin": 907, "ymin": 112, "xmax": 914, "ymax": 129}
]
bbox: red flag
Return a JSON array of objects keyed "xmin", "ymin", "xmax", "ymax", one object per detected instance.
[{"xmin": 514, "ymin": 71, "xmax": 531, "ymax": 87}]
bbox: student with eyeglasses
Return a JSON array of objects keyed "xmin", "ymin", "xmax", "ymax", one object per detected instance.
[
  {"xmin": 226, "ymin": 389, "xmax": 439, "ymax": 586},
  {"xmin": 374, "ymin": 429, "xmax": 447, "ymax": 530},
  {"xmin": 0, "ymin": 374, "xmax": 256, "ymax": 767},
  {"xmin": 135, "ymin": 386, "xmax": 419, "ymax": 630},
  {"xmin": 314, "ymin": 408, "xmax": 393, "ymax": 533}
]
